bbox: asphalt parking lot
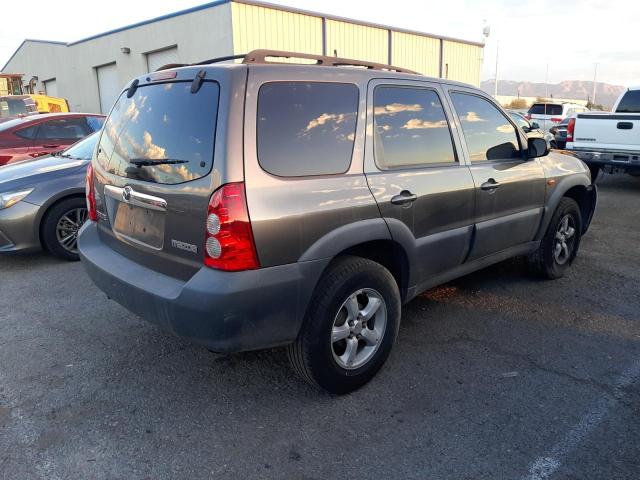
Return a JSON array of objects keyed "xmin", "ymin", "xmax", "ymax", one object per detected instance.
[{"xmin": 1, "ymin": 173, "xmax": 639, "ymax": 480}]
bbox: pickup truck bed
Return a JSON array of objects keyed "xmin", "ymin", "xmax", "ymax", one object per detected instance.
[{"xmin": 567, "ymin": 112, "xmax": 640, "ymax": 177}]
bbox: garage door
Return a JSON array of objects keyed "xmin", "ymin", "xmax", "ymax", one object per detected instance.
[
  {"xmin": 43, "ymin": 79, "xmax": 58, "ymax": 97},
  {"xmin": 146, "ymin": 47, "xmax": 179, "ymax": 72},
  {"xmin": 96, "ymin": 63, "xmax": 120, "ymax": 114}
]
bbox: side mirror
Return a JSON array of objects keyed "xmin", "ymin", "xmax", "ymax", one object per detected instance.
[
  {"xmin": 528, "ymin": 137, "xmax": 549, "ymax": 159},
  {"xmin": 530, "ymin": 122, "xmax": 540, "ymax": 130}
]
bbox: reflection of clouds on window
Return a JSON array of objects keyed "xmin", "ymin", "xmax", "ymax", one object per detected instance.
[
  {"xmin": 304, "ymin": 112, "xmax": 350, "ymax": 132},
  {"xmin": 163, "ymin": 113, "xmax": 169, "ymax": 123},
  {"xmin": 374, "ymin": 103, "xmax": 423, "ymax": 116},
  {"xmin": 496, "ymin": 124, "xmax": 513, "ymax": 133},
  {"xmin": 401, "ymin": 118, "xmax": 448, "ymax": 130},
  {"xmin": 462, "ymin": 111, "xmax": 485, "ymax": 122}
]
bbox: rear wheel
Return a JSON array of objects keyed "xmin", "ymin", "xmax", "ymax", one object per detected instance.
[
  {"xmin": 287, "ymin": 256, "xmax": 401, "ymax": 394},
  {"xmin": 41, "ymin": 197, "xmax": 88, "ymax": 261},
  {"xmin": 528, "ymin": 197, "xmax": 582, "ymax": 279}
]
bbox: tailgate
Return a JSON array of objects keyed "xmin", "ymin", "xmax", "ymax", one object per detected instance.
[
  {"xmin": 91, "ymin": 70, "xmax": 224, "ymax": 280},
  {"xmin": 572, "ymin": 113, "xmax": 640, "ymax": 151}
]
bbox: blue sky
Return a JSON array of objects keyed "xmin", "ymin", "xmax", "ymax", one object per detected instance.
[{"xmin": 1, "ymin": 0, "xmax": 637, "ymax": 86}]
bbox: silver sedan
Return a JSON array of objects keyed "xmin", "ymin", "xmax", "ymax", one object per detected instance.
[{"xmin": 0, "ymin": 132, "xmax": 98, "ymax": 260}]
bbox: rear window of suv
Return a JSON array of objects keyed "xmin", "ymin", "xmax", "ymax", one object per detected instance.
[
  {"xmin": 257, "ymin": 82, "xmax": 359, "ymax": 177},
  {"xmin": 616, "ymin": 90, "xmax": 640, "ymax": 113},
  {"xmin": 528, "ymin": 103, "xmax": 563, "ymax": 116},
  {"xmin": 96, "ymin": 81, "xmax": 219, "ymax": 185}
]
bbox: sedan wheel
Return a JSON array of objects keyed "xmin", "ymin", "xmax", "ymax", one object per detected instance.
[{"xmin": 55, "ymin": 207, "xmax": 88, "ymax": 254}]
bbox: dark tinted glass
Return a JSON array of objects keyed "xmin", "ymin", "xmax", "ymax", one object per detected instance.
[
  {"xmin": 374, "ymin": 86, "xmax": 455, "ymax": 168},
  {"xmin": 451, "ymin": 92, "xmax": 520, "ymax": 162},
  {"xmin": 528, "ymin": 103, "xmax": 563, "ymax": 116},
  {"xmin": 37, "ymin": 118, "xmax": 88, "ymax": 139},
  {"xmin": 257, "ymin": 82, "xmax": 358, "ymax": 176},
  {"xmin": 14, "ymin": 125, "xmax": 38, "ymax": 139},
  {"xmin": 616, "ymin": 90, "xmax": 640, "ymax": 113},
  {"xmin": 96, "ymin": 81, "xmax": 219, "ymax": 185},
  {"xmin": 86, "ymin": 116, "xmax": 105, "ymax": 132}
]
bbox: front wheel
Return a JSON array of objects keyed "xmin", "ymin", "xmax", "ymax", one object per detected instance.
[
  {"xmin": 528, "ymin": 197, "xmax": 582, "ymax": 279},
  {"xmin": 41, "ymin": 197, "xmax": 88, "ymax": 261},
  {"xmin": 287, "ymin": 256, "xmax": 401, "ymax": 394}
]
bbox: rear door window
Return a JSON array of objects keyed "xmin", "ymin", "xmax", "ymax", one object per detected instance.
[
  {"xmin": 616, "ymin": 90, "xmax": 640, "ymax": 113},
  {"xmin": 450, "ymin": 92, "xmax": 521, "ymax": 162},
  {"xmin": 36, "ymin": 118, "xmax": 90, "ymax": 140},
  {"xmin": 96, "ymin": 81, "xmax": 219, "ymax": 184},
  {"xmin": 257, "ymin": 82, "xmax": 359, "ymax": 177},
  {"xmin": 373, "ymin": 86, "xmax": 456, "ymax": 168},
  {"xmin": 528, "ymin": 103, "xmax": 563, "ymax": 116}
]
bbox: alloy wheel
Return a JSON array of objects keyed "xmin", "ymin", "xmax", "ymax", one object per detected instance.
[
  {"xmin": 55, "ymin": 207, "xmax": 88, "ymax": 254},
  {"xmin": 553, "ymin": 214, "xmax": 576, "ymax": 265},
  {"xmin": 330, "ymin": 288, "xmax": 387, "ymax": 370}
]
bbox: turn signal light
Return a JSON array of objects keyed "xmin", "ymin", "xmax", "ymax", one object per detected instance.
[{"xmin": 204, "ymin": 182, "xmax": 259, "ymax": 271}]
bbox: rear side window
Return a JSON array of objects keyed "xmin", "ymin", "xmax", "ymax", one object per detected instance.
[
  {"xmin": 96, "ymin": 81, "xmax": 219, "ymax": 185},
  {"xmin": 257, "ymin": 82, "xmax": 359, "ymax": 177},
  {"xmin": 616, "ymin": 90, "xmax": 640, "ymax": 113},
  {"xmin": 86, "ymin": 116, "xmax": 105, "ymax": 132},
  {"xmin": 450, "ymin": 92, "xmax": 521, "ymax": 162},
  {"xmin": 14, "ymin": 125, "xmax": 38, "ymax": 139},
  {"xmin": 374, "ymin": 86, "xmax": 456, "ymax": 168},
  {"xmin": 528, "ymin": 103, "xmax": 563, "ymax": 116},
  {"xmin": 36, "ymin": 118, "xmax": 90, "ymax": 140}
]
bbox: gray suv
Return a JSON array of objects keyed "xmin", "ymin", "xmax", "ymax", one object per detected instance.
[{"xmin": 79, "ymin": 50, "xmax": 597, "ymax": 394}]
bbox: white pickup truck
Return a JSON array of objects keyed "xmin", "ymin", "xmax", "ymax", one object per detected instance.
[{"xmin": 567, "ymin": 87, "xmax": 640, "ymax": 179}]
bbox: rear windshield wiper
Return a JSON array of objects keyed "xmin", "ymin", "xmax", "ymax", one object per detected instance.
[{"xmin": 128, "ymin": 158, "xmax": 189, "ymax": 167}]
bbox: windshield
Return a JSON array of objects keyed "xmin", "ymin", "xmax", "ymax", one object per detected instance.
[
  {"xmin": 60, "ymin": 131, "xmax": 100, "ymax": 160},
  {"xmin": 528, "ymin": 103, "xmax": 563, "ymax": 116},
  {"xmin": 95, "ymin": 80, "xmax": 219, "ymax": 185}
]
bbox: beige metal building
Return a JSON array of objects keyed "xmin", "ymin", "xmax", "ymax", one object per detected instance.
[{"xmin": 1, "ymin": 0, "xmax": 484, "ymax": 114}]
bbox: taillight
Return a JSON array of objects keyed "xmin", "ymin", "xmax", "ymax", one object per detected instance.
[
  {"xmin": 566, "ymin": 118, "xmax": 576, "ymax": 142},
  {"xmin": 551, "ymin": 117, "xmax": 562, "ymax": 123},
  {"xmin": 204, "ymin": 182, "xmax": 259, "ymax": 271},
  {"xmin": 85, "ymin": 162, "xmax": 98, "ymax": 221}
]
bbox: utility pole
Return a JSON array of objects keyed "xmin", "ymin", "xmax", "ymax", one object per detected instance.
[
  {"xmin": 494, "ymin": 40, "xmax": 499, "ymax": 98},
  {"xmin": 592, "ymin": 63, "xmax": 598, "ymax": 106},
  {"xmin": 545, "ymin": 63, "xmax": 549, "ymax": 99}
]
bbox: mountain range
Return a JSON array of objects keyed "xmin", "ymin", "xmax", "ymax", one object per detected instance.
[{"xmin": 481, "ymin": 80, "xmax": 627, "ymax": 108}]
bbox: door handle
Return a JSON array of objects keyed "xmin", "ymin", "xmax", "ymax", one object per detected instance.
[
  {"xmin": 480, "ymin": 178, "xmax": 501, "ymax": 191},
  {"xmin": 391, "ymin": 190, "xmax": 418, "ymax": 206},
  {"xmin": 617, "ymin": 122, "xmax": 633, "ymax": 130}
]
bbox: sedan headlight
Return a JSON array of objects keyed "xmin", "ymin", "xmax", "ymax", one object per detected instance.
[{"xmin": 0, "ymin": 188, "xmax": 35, "ymax": 210}]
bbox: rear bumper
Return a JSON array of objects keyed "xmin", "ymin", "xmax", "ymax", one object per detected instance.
[
  {"xmin": 569, "ymin": 149, "xmax": 640, "ymax": 172},
  {"xmin": 78, "ymin": 221, "xmax": 327, "ymax": 353},
  {"xmin": 0, "ymin": 200, "xmax": 41, "ymax": 253}
]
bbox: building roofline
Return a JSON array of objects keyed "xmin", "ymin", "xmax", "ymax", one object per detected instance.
[
  {"xmin": 1, "ymin": 39, "xmax": 67, "ymax": 72},
  {"xmin": 67, "ymin": 0, "xmax": 230, "ymax": 45},
  {"xmin": 2, "ymin": 0, "xmax": 484, "ymax": 71}
]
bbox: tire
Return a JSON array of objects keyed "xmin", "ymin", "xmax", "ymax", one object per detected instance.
[
  {"xmin": 41, "ymin": 197, "xmax": 88, "ymax": 261},
  {"xmin": 587, "ymin": 164, "xmax": 600, "ymax": 183},
  {"xmin": 528, "ymin": 197, "xmax": 582, "ymax": 279},
  {"xmin": 287, "ymin": 256, "xmax": 401, "ymax": 394}
]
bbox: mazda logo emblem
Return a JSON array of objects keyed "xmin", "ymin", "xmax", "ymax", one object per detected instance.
[{"xmin": 122, "ymin": 186, "xmax": 132, "ymax": 202}]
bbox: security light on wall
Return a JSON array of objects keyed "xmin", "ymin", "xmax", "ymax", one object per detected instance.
[{"xmin": 121, "ymin": 47, "xmax": 131, "ymax": 54}]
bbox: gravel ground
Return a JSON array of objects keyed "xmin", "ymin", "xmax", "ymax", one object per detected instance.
[{"xmin": 1, "ymin": 173, "xmax": 639, "ymax": 480}]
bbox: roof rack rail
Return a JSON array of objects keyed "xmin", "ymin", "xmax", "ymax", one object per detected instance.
[
  {"xmin": 156, "ymin": 50, "xmax": 419, "ymax": 74},
  {"xmin": 243, "ymin": 49, "xmax": 419, "ymax": 74}
]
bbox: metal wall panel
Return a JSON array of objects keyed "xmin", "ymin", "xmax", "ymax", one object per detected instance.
[
  {"xmin": 324, "ymin": 19, "xmax": 387, "ymax": 64},
  {"xmin": 442, "ymin": 40, "xmax": 482, "ymax": 86},
  {"xmin": 231, "ymin": 2, "xmax": 323, "ymax": 57},
  {"xmin": 391, "ymin": 31, "xmax": 439, "ymax": 77}
]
